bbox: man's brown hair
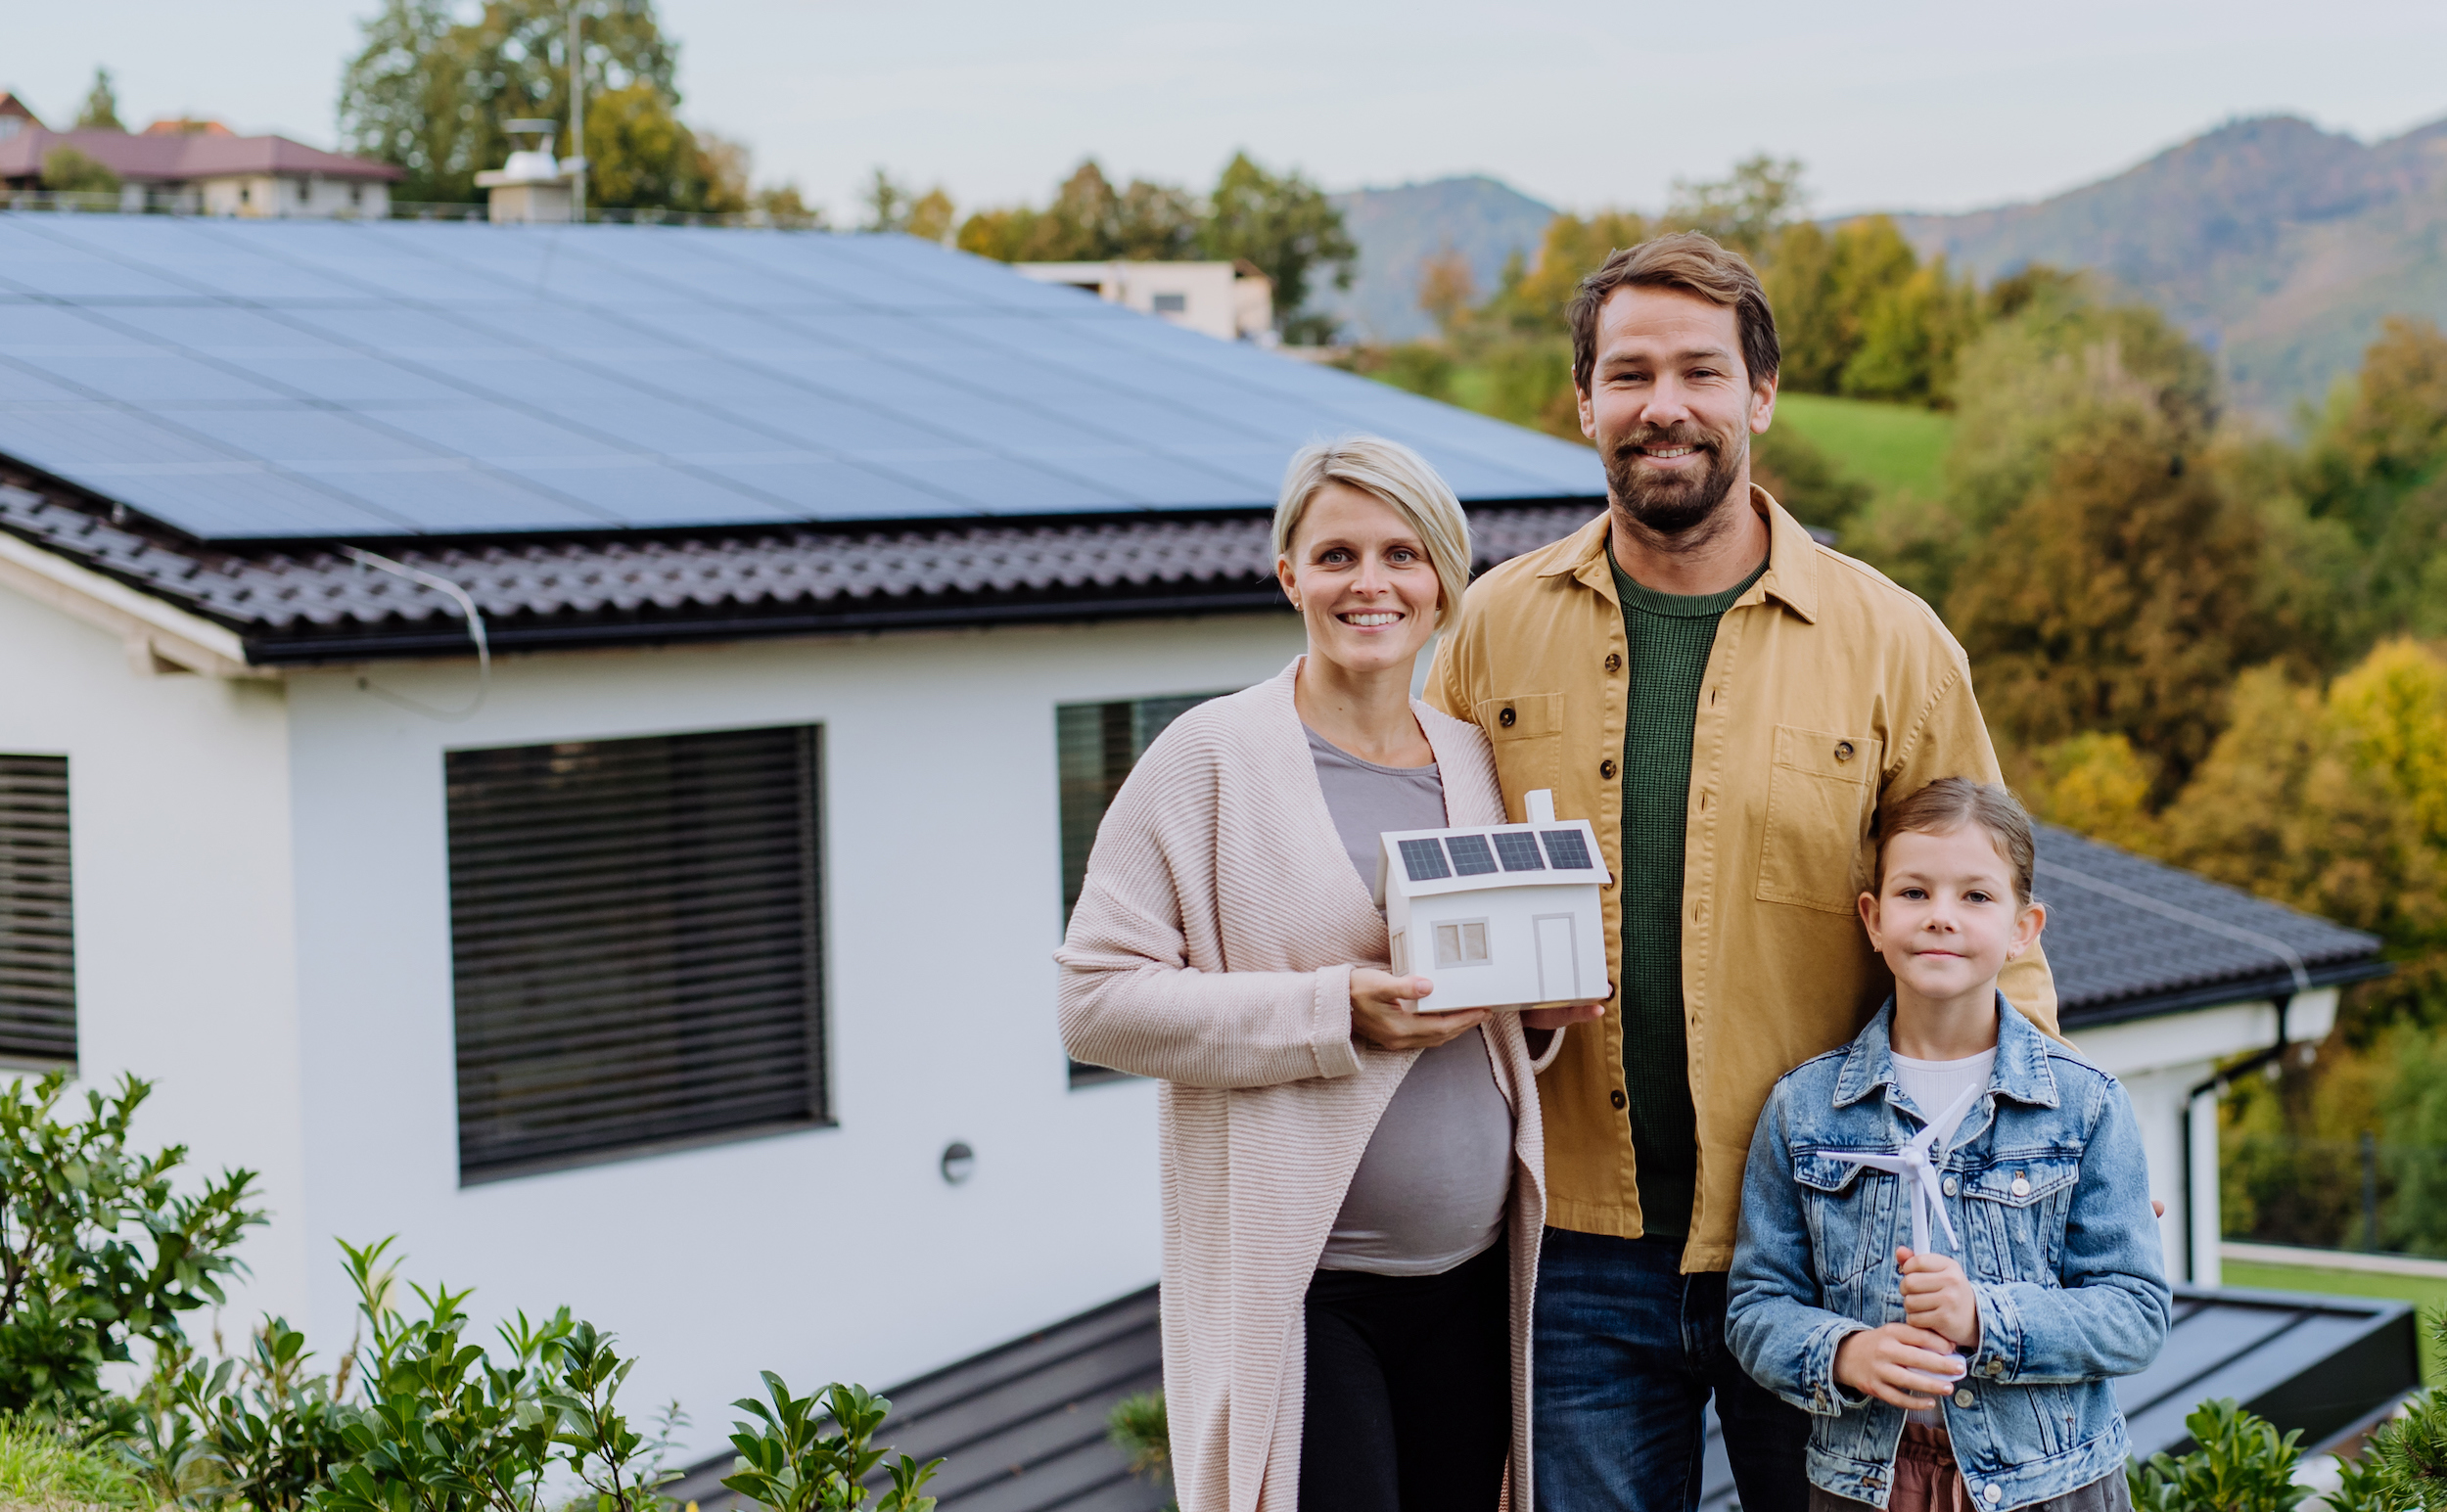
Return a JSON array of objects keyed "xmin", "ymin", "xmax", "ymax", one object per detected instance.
[
  {"xmin": 1875, "ymin": 778, "xmax": 2038, "ymax": 906},
  {"xmin": 1567, "ymin": 231, "xmax": 1780, "ymax": 395}
]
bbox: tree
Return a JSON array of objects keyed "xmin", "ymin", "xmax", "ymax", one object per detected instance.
[
  {"xmin": 1765, "ymin": 215, "xmax": 1975, "ymax": 405},
  {"xmin": 1948, "ymin": 404, "xmax": 2276, "ymax": 797},
  {"xmin": 581, "ymin": 80, "xmax": 711, "ymax": 211},
  {"xmin": 338, "ymin": 0, "xmax": 681, "ymax": 206},
  {"xmin": 1501, "ymin": 209, "xmax": 1650, "ymax": 334},
  {"xmin": 954, "ymin": 160, "xmax": 1196, "ymax": 261},
  {"xmin": 39, "ymin": 146, "xmax": 120, "ymax": 195},
  {"xmin": 74, "ymin": 68, "xmax": 121, "ymax": 131},
  {"xmin": 2295, "ymin": 318, "xmax": 2447, "ymax": 647},
  {"xmin": 1664, "ymin": 154, "xmax": 1804, "ymax": 257},
  {"xmin": 1201, "ymin": 152, "xmax": 1355, "ymax": 344}
]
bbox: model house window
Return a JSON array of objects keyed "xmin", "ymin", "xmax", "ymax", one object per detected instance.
[
  {"xmin": 444, "ymin": 726, "xmax": 827, "ymax": 1180},
  {"xmin": 1434, "ymin": 920, "xmax": 1490, "ymax": 968},
  {"xmin": 0, "ymin": 756, "xmax": 74, "ymax": 1068},
  {"xmin": 1055, "ymin": 692, "xmax": 1227, "ymax": 1084},
  {"xmin": 1151, "ymin": 293, "xmax": 1188, "ymax": 314}
]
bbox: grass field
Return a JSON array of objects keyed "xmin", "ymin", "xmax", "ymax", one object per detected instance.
[
  {"xmin": 2222, "ymin": 1260, "xmax": 2447, "ymax": 1386},
  {"xmin": 1774, "ymin": 392, "xmax": 1955, "ymax": 503}
]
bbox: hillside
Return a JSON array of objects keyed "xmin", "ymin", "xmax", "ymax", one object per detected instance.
[
  {"xmin": 1890, "ymin": 113, "xmax": 2447, "ymax": 416},
  {"xmin": 1315, "ymin": 175, "xmax": 1556, "ymax": 344}
]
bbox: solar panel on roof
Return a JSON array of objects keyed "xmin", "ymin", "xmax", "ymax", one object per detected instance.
[
  {"xmin": 1447, "ymin": 834, "xmax": 1500, "ymax": 876},
  {"xmin": 1540, "ymin": 830, "xmax": 1593, "ymax": 870},
  {"xmin": 0, "ymin": 212, "xmax": 1602, "ymax": 541},
  {"xmin": 1398, "ymin": 838, "xmax": 1453, "ymax": 883},
  {"xmin": 1494, "ymin": 832, "xmax": 1546, "ymax": 871}
]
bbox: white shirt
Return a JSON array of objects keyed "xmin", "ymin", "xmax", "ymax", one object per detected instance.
[{"xmin": 1888, "ymin": 1046, "xmax": 1995, "ymax": 1425}]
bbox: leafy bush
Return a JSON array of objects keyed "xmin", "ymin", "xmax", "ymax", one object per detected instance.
[
  {"xmin": 2332, "ymin": 1309, "xmax": 2447, "ymax": 1511},
  {"xmin": 719, "ymin": 1373, "xmax": 941, "ymax": 1512},
  {"xmin": 0, "ymin": 1413, "xmax": 144, "ymax": 1508},
  {"xmin": 2128, "ymin": 1398, "xmax": 2311, "ymax": 1512},
  {"xmin": 1105, "ymin": 1390, "xmax": 1167, "ymax": 1485},
  {"xmin": 0, "ymin": 1073, "xmax": 262, "ymax": 1424}
]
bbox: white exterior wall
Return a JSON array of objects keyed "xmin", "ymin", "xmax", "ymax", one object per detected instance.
[
  {"xmin": 198, "ymin": 176, "xmax": 390, "ymax": 219},
  {"xmin": 276, "ymin": 616, "xmax": 1305, "ymax": 1459},
  {"xmin": 1011, "ymin": 261, "xmax": 1270, "ymax": 342},
  {"xmin": 0, "ymin": 586, "xmax": 310, "ymax": 1324},
  {"xmin": 2072, "ymin": 988, "xmax": 2336, "ymax": 1286}
]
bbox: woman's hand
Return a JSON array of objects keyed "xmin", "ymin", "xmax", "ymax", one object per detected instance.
[
  {"xmin": 1833, "ymin": 1323, "xmax": 1965, "ymax": 1409},
  {"xmin": 1350, "ymin": 969, "xmax": 1489, "ymax": 1051}
]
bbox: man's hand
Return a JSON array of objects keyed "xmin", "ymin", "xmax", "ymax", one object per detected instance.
[
  {"xmin": 1833, "ymin": 1323, "xmax": 1964, "ymax": 1410},
  {"xmin": 1520, "ymin": 999, "xmax": 1608, "ymax": 1031},
  {"xmin": 1897, "ymin": 1247, "xmax": 1980, "ymax": 1350},
  {"xmin": 1350, "ymin": 969, "xmax": 1488, "ymax": 1051}
]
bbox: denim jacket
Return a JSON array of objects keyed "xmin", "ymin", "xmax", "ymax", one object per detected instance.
[{"xmin": 1727, "ymin": 995, "xmax": 2170, "ymax": 1511}]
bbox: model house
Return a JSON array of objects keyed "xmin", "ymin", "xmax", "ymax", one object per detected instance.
[
  {"xmin": 0, "ymin": 209, "xmax": 2400, "ymax": 1510},
  {"xmin": 1377, "ymin": 791, "xmax": 1609, "ymax": 1012}
]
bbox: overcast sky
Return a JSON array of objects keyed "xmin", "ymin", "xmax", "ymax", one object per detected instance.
[{"xmin": 12, "ymin": 0, "xmax": 2447, "ymax": 220}]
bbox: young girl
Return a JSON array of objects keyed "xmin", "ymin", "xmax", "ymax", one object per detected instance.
[{"xmin": 1727, "ymin": 779, "xmax": 2170, "ymax": 1512}]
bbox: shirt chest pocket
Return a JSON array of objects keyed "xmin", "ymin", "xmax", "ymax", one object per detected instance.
[
  {"xmin": 1794, "ymin": 1152, "xmax": 1886, "ymax": 1285},
  {"xmin": 1755, "ymin": 725, "xmax": 1882, "ymax": 914},
  {"xmin": 1957, "ymin": 1155, "xmax": 2082, "ymax": 1280},
  {"xmin": 1475, "ymin": 693, "xmax": 1562, "ymax": 807}
]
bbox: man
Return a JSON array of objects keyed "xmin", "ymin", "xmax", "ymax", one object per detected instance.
[{"xmin": 1427, "ymin": 232, "xmax": 2057, "ymax": 1512}]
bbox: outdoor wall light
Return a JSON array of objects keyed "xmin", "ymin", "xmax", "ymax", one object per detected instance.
[{"xmin": 940, "ymin": 1141, "xmax": 976, "ymax": 1186}]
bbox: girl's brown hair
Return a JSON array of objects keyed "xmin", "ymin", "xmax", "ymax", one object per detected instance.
[{"xmin": 1876, "ymin": 778, "xmax": 2037, "ymax": 905}]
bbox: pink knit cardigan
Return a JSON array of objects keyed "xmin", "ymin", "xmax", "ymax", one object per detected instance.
[{"xmin": 1056, "ymin": 660, "xmax": 1553, "ymax": 1512}]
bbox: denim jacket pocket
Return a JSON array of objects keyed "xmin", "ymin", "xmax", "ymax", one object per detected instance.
[
  {"xmin": 1957, "ymin": 1154, "xmax": 2082, "ymax": 1282},
  {"xmin": 1795, "ymin": 1152, "xmax": 1885, "ymax": 1285}
]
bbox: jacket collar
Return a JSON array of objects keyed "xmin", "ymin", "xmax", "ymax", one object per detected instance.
[
  {"xmin": 1539, "ymin": 483, "xmax": 1822, "ymax": 624},
  {"xmin": 1832, "ymin": 990, "xmax": 2061, "ymax": 1116}
]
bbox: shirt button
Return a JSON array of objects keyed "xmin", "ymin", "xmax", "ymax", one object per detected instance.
[
  {"xmin": 1835, "ymin": 740, "xmax": 1856, "ymax": 761},
  {"xmin": 1985, "ymin": 1487, "xmax": 2004, "ymax": 1505},
  {"xmin": 1604, "ymin": 653, "xmax": 1622, "ymax": 673},
  {"xmin": 1943, "ymin": 1176, "xmax": 1960, "ymax": 1196},
  {"xmin": 1500, "ymin": 706, "xmax": 1517, "ymax": 728},
  {"xmin": 1600, "ymin": 758, "xmax": 1618, "ymax": 780},
  {"xmin": 2010, "ymin": 1176, "xmax": 2031, "ymax": 1198},
  {"xmin": 1955, "ymin": 1388, "xmax": 1975, "ymax": 1408},
  {"xmin": 1610, "ymin": 1089, "xmax": 1627, "ymax": 1110}
]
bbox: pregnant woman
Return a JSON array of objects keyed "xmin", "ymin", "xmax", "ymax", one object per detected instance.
[{"xmin": 1058, "ymin": 435, "xmax": 1601, "ymax": 1512}]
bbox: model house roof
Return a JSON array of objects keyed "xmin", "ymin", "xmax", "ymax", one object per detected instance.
[
  {"xmin": 0, "ymin": 213, "xmax": 1601, "ymax": 547},
  {"xmin": 2034, "ymin": 823, "xmax": 2386, "ymax": 1026},
  {"xmin": 1380, "ymin": 820, "xmax": 1607, "ymax": 898},
  {"xmin": 0, "ymin": 128, "xmax": 400, "ymax": 184}
]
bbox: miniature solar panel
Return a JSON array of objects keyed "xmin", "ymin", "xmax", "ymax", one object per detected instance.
[
  {"xmin": 0, "ymin": 212, "xmax": 1603, "ymax": 542},
  {"xmin": 1540, "ymin": 830, "xmax": 1594, "ymax": 871},
  {"xmin": 1447, "ymin": 834, "xmax": 1501, "ymax": 876},
  {"xmin": 1494, "ymin": 832, "xmax": 1547, "ymax": 871},
  {"xmin": 1399, "ymin": 838, "xmax": 1453, "ymax": 884}
]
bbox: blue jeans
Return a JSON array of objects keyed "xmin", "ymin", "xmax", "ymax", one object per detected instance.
[{"xmin": 1535, "ymin": 1228, "xmax": 1811, "ymax": 1512}]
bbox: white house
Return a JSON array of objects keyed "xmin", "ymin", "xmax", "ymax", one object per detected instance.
[
  {"xmin": 1011, "ymin": 259, "xmax": 1274, "ymax": 343},
  {"xmin": 0, "ymin": 210, "xmax": 2393, "ymax": 1508},
  {"xmin": 1379, "ymin": 792, "xmax": 1609, "ymax": 1013},
  {"xmin": 0, "ymin": 114, "xmax": 398, "ymax": 217}
]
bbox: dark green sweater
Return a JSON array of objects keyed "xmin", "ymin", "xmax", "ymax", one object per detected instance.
[{"xmin": 1608, "ymin": 549, "xmax": 1767, "ymax": 1240}]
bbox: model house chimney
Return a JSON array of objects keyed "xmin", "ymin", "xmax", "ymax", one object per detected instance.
[
  {"xmin": 474, "ymin": 118, "xmax": 579, "ymax": 224},
  {"xmin": 1525, "ymin": 790, "xmax": 1557, "ymax": 825}
]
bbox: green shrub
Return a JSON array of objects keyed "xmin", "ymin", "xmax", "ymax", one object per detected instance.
[
  {"xmin": 2337, "ymin": 1308, "xmax": 2447, "ymax": 1510},
  {"xmin": 2128, "ymin": 1398, "xmax": 2311, "ymax": 1512},
  {"xmin": 719, "ymin": 1374, "xmax": 941, "ymax": 1512},
  {"xmin": 0, "ymin": 1073, "xmax": 262, "ymax": 1425},
  {"xmin": 1105, "ymin": 1390, "xmax": 1167, "ymax": 1485}
]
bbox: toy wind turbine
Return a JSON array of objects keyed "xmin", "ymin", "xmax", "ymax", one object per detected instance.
[{"xmin": 1824, "ymin": 1080, "xmax": 1985, "ymax": 1256}]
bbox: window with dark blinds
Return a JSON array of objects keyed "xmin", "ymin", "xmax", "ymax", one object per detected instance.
[
  {"xmin": 445, "ymin": 726, "xmax": 826, "ymax": 1180},
  {"xmin": 1055, "ymin": 693, "xmax": 1227, "ymax": 1086},
  {"xmin": 0, "ymin": 756, "xmax": 74, "ymax": 1068}
]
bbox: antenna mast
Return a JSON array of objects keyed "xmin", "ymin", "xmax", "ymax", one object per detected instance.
[{"xmin": 567, "ymin": 4, "xmax": 586, "ymax": 219}]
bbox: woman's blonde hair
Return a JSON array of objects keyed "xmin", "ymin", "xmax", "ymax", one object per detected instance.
[{"xmin": 1272, "ymin": 435, "xmax": 1473, "ymax": 624}]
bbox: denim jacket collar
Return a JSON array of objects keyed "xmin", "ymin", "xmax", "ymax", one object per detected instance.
[{"xmin": 1830, "ymin": 991, "xmax": 2061, "ymax": 1118}]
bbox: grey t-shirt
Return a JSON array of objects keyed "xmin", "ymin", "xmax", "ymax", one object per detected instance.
[{"xmin": 1306, "ymin": 725, "xmax": 1517, "ymax": 1276}]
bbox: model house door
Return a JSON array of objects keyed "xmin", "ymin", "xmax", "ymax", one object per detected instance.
[{"xmin": 1534, "ymin": 913, "xmax": 1578, "ymax": 1001}]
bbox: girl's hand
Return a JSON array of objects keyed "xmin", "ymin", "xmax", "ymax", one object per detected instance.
[
  {"xmin": 1897, "ymin": 1247, "xmax": 1981, "ymax": 1350},
  {"xmin": 1350, "ymin": 969, "xmax": 1488, "ymax": 1051},
  {"xmin": 1833, "ymin": 1323, "xmax": 1965, "ymax": 1409}
]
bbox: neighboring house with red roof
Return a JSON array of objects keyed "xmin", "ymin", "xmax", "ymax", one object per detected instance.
[{"xmin": 0, "ymin": 103, "xmax": 398, "ymax": 217}]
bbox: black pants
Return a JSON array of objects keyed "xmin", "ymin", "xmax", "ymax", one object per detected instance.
[{"xmin": 1300, "ymin": 1241, "xmax": 1511, "ymax": 1512}]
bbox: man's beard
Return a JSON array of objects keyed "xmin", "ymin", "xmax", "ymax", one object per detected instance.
[{"xmin": 1603, "ymin": 424, "xmax": 1746, "ymax": 537}]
